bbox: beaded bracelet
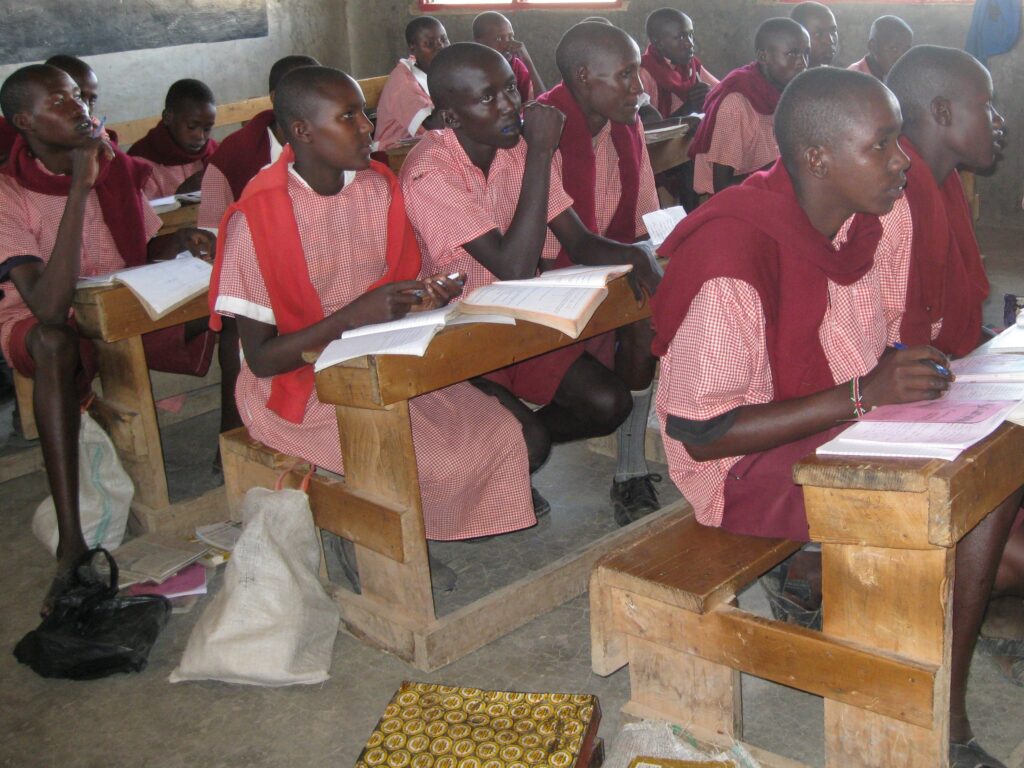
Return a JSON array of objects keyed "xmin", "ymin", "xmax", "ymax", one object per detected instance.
[{"xmin": 849, "ymin": 376, "xmax": 866, "ymax": 419}]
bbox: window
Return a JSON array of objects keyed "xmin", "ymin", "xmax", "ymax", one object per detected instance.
[{"xmin": 418, "ymin": 0, "xmax": 623, "ymax": 11}]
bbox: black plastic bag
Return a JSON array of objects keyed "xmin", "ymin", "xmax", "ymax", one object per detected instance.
[{"xmin": 14, "ymin": 548, "xmax": 171, "ymax": 680}]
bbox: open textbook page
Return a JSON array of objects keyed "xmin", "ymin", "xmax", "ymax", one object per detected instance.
[
  {"xmin": 76, "ymin": 253, "xmax": 212, "ymax": 321},
  {"xmin": 951, "ymin": 354, "xmax": 1024, "ymax": 382},
  {"xmin": 643, "ymin": 206, "xmax": 688, "ymax": 248},
  {"xmin": 988, "ymin": 323, "xmax": 1024, "ymax": 353}
]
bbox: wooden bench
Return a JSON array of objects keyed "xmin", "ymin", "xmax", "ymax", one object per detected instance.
[{"xmin": 592, "ymin": 415, "xmax": 1024, "ymax": 766}]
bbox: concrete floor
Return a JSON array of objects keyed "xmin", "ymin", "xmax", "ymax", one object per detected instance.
[{"xmin": 0, "ymin": 226, "xmax": 1022, "ymax": 767}]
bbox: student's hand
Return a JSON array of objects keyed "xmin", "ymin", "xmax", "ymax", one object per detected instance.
[
  {"xmin": 413, "ymin": 272, "xmax": 465, "ymax": 311},
  {"xmin": 681, "ymin": 82, "xmax": 711, "ymax": 113},
  {"xmin": 506, "ymin": 40, "xmax": 528, "ymax": 59},
  {"xmin": 69, "ymin": 135, "xmax": 113, "ymax": 192},
  {"xmin": 860, "ymin": 345, "xmax": 953, "ymax": 408},
  {"xmin": 522, "ymin": 102, "xmax": 565, "ymax": 154},
  {"xmin": 627, "ymin": 243, "xmax": 662, "ymax": 300},
  {"xmin": 344, "ymin": 281, "xmax": 424, "ymax": 327},
  {"xmin": 176, "ymin": 228, "xmax": 216, "ymax": 262}
]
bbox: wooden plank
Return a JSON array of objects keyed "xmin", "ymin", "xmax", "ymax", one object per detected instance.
[
  {"xmin": 74, "ymin": 285, "xmax": 209, "ymax": 343},
  {"xmin": 12, "ymin": 370, "xmax": 37, "ymax": 440},
  {"xmin": 612, "ymin": 594, "xmax": 937, "ymax": 729},
  {"xmin": 128, "ymin": 486, "xmax": 226, "ymax": 536},
  {"xmin": 156, "ymin": 202, "xmax": 199, "ymax": 236},
  {"xmin": 794, "ymin": 453, "xmax": 934, "ymax": 494},
  {"xmin": 594, "ymin": 510, "xmax": 799, "ymax": 615},
  {"xmin": 0, "ymin": 445, "xmax": 43, "ymax": 483},
  {"xmin": 590, "ymin": 566, "xmax": 630, "ymax": 676},
  {"xmin": 109, "ymin": 95, "xmax": 272, "ymax": 147},
  {"xmin": 803, "ymin": 485, "xmax": 934, "ymax": 549},
  {"xmin": 647, "ymin": 134, "xmax": 692, "ymax": 176},
  {"xmin": 358, "ymin": 75, "xmax": 389, "ymax": 111}
]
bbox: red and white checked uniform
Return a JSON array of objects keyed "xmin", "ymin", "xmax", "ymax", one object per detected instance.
[
  {"xmin": 401, "ymin": 128, "xmax": 574, "ymax": 295},
  {"xmin": 875, "ymin": 195, "xmax": 943, "ymax": 343},
  {"xmin": 693, "ymin": 93, "xmax": 779, "ymax": 195},
  {"xmin": 655, "ymin": 218, "xmax": 888, "ymax": 526},
  {"xmin": 375, "ymin": 58, "xmax": 434, "ymax": 151},
  {"xmin": 0, "ymin": 161, "xmax": 162, "ymax": 364},
  {"xmin": 214, "ymin": 164, "xmax": 535, "ymax": 541},
  {"xmin": 638, "ymin": 66, "xmax": 719, "ymax": 114},
  {"xmin": 133, "ymin": 157, "xmax": 205, "ymax": 199},
  {"xmin": 196, "ymin": 128, "xmax": 284, "ymax": 233},
  {"xmin": 848, "ymin": 57, "xmax": 875, "ymax": 76}
]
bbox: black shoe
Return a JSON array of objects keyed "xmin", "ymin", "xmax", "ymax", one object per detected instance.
[
  {"xmin": 610, "ymin": 474, "xmax": 662, "ymax": 527},
  {"xmin": 531, "ymin": 486, "xmax": 551, "ymax": 518}
]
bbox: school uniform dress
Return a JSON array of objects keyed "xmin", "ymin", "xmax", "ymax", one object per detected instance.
[
  {"xmin": 638, "ymin": 48, "xmax": 719, "ymax": 116},
  {"xmin": 212, "ymin": 150, "xmax": 535, "ymax": 541},
  {"xmin": 874, "ymin": 138, "xmax": 989, "ymax": 358},
  {"xmin": 0, "ymin": 139, "xmax": 215, "ymax": 381},
  {"xmin": 652, "ymin": 161, "xmax": 887, "ymax": 541},
  {"xmin": 197, "ymin": 110, "xmax": 283, "ymax": 233},
  {"xmin": 689, "ymin": 63, "xmax": 781, "ymax": 196},
  {"xmin": 375, "ymin": 57, "xmax": 435, "ymax": 151}
]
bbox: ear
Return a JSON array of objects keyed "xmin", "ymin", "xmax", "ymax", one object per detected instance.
[
  {"xmin": 440, "ymin": 108, "xmax": 460, "ymax": 130},
  {"xmin": 756, "ymin": 49, "xmax": 768, "ymax": 65},
  {"xmin": 574, "ymin": 63, "xmax": 590, "ymax": 90},
  {"xmin": 289, "ymin": 118, "xmax": 314, "ymax": 145},
  {"xmin": 805, "ymin": 144, "xmax": 829, "ymax": 179},
  {"xmin": 161, "ymin": 109, "xmax": 172, "ymax": 127},
  {"xmin": 929, "ymin": 96, "xmax": 953, "ymax": 128},
  {"xmin": 11, "ymin": 112, "xmax": 32, "ymax": 133}
]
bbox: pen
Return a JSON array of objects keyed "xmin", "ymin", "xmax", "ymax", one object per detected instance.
[
  {"xmin": 892, "ymin": 342, "xmax": 952, "ymax": 377},
  {"xmin": 435, "ymin": 272, "xmax": 464, "ymax": 287},
  {"xmin": 91, "ymin": 116, "xmax": 107, "ymax": 139}
]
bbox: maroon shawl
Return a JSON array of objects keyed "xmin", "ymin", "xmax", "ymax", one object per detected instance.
[
  {"xmin": 688, "ymin": 62, "xmax": 781, "ymax": 160},
  {"xmin": 127, "ymin": 121, "xmax": 219, "ymax": 167},
  {"xmin": 207, "ymin": 109, "xmax": 276, "ymax": 200},
  {"xmin": 640, "ymin": 44, "xmax": 705, "ymax": 116}
]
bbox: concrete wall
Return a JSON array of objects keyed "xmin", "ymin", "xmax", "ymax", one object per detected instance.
[{"xmin": 345, "ymin": 0, "xmax": 1023, "ymax": 228}]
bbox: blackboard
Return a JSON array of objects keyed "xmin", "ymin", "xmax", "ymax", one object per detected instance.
[{"xmin": 0, "ymin": 0, "xmax": 268, "ymax": 65}]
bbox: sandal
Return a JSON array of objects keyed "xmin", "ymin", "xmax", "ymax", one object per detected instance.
[{"xmin": 949, "ymin": 738, "xmax": 1008, "ymax": 768}]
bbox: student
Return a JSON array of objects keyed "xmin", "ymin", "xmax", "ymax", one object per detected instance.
[
  {"xmin": 536, "ymin": 22, "xmax": 663, "ymax": 523},
  {"xmin": 473, "ymin": 11, "xmax": 545, "ymax": 104},
  {"xmin": 639, "ymin": 8, "xmax": 719, "ymax": 121},
  {"xmin": 849, "ymin": 16, "xmax": 913, "ymax": 80},
  {"xmin": 654, "ymin": 66, "xmax": 1022, "ymax": 768},
  {"xmin": 689, "ymin": 18, "xmax": 808, "ymax": 195},
  {"xmin": 0, "ymin": 64, "xmax": 217, "ymax": 614},
  {"xmin": 375, "ymin": 17, "xmax": 450, "ymax": 151},
  {"xmin": 127, "ymin": 79, "xmax": 218, "ymax": 197},
  {"xmin": 210, "ymin": 66, "xmax": 537, "ymax": 550},
  {"xmin": 790, "ymin": 1, "xmax": 839, "ymax": 68},
  {"xmin": 401, "ymin": 43, "xmax": 660, "ymax": 519},
  {"xmin": 198, "ymin": 55, "xmax": 319, "ymax": 232}
]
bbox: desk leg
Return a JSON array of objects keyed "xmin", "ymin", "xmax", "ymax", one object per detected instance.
[
  {"xmin": 91, "ymin": 335, "xmax": 170, "ymax": 518},
  {"xmin": 821, "ymin": 543, "xmax": 952, "ymax": 767},
  {"xmin": 333, "ymin": 401, "xmax": 435, "ymax": 657}
]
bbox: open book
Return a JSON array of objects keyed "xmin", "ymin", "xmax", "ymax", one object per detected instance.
[
  {"xmin": 77, "ymin": 254, "xmax": 212, "ymax": 321},
  {"xmin": 458, "ymin": 264, "xmax": 633, "ymax": 338},
  {"xmin": 950, "ymin": 354, "xmax": 1024, "ymax": 382},
  {"xmin": 987, "ymin": 323, "xmax": 1024, "ymax": 354},
  {"xmin": 643, "ymin": 206, "xmax": 687, "ymax": 248},
  {"xmin": 148, "ymin": 191, "xmax": 202, "ymax": 213}
]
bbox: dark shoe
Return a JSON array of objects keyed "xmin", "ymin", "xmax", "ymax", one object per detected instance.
[
  {"xmin": 949, "ymin": 738, "xmax": 1008, "ymax": 768},
  {"xmin": 760, "ymin": 560, "xmax": 822, "ymax": 630},
  {"xmin": 531, "ymin": 486, "xmax": 551, "ymax": 518},
  {"xmin": 610, "ymin": 474, "xmax": 661, "ymax": 527},
  {"xmin": 429, "ymin": 555, "xmax": 457, "ymax": 594}
]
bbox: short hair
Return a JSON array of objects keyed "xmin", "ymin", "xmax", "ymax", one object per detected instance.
[
  {"xmin": 44, "ymin": 54, "xmax": 93, "ymax": 82},
  {"xmin": 645, "ymin": 8, "xmax": 689, "ymax": 42},
  {"xmin": 268, "ymin": 55, "xmax": 319, "ymax": 94},
  {"xmin": 555, "ymin": 22, "xmax": 638, "ymax": 83},
  {"xmin": 273, "ymin": 66, "xmax": 356, "ymax": 141},
  {"xmin": 790, "ymin": 1, "xmax": 834, "ymax": 26},
  {"xmin": 869, "ymin": 15, "xmax": 913, "ymax": 45},
  {"xmin": 165, "ymin": 79, "xmax": 215, "ymax": 111},
  {"xmin": 885, "ymin": 45, "xmax": 987, "ymax": 129},
  {"xmin": 1, "ymin": 64, "xmax": 63, "ymax": 122},
  {"xmin": 472, "ymin": 11, "xmax": 508, "ymax": 40},
  {"xmin": 406, "ymin": 16, "xmax": 443, "ymax": 47},
  {"xmin": 755, "ymin": 17, "xmax": 807, "ymax": 53},
  {"xmin": 580, "ymin": 17, "xmax": 613, "ymax": 25},
  {"xmin": 427, "ymin": 42, "xmax": 505, "ymax": 111},
  {"xmin": 775, "ymin": 66, "xmax": 892, "ymax": 174}
]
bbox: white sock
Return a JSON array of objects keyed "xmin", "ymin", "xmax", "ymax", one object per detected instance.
[{"xmin": 614, "ymin": 385, "xmax": 653, "ymax": 483}]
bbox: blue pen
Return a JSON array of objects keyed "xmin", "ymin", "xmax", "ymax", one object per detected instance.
[{"xmin": 892, "ymin": 342, "xmax": 952, "ymax": 377}]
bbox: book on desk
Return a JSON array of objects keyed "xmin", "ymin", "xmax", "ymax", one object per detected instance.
[{"xmin": 77, "ymin": 254, "xmax": 212, "ymax": 322}]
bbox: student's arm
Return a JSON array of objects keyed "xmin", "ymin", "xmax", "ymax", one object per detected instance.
[
  {"xmin": 547, "ymin": 209, "xmax": 661, "ymax": 298},
  {"xmin": 712, "ymin": 162, "xmax": 746, "ymax": 193},
  {"xmin": 8, "ymin": 137, "xmax": 109, "ymax": 324},
  {"xmin": 174, "ymin": 170, "xmax": 204, "ymax": 195},
  {"xmin": 509, "ymin": 42, "xmax": 546, "ymax": 96},
  {"xmin": 639, "ymin": 104, "xmax": 664, "ymax": 126},
  {"xmin": 460, "ymin": 102, "xmax": 565, "ymax": 281},
  {"xmin": 685, "ymin": 346, "xmax": 951, "ymax": 461},
  {"xmin": 147, "ymin": 227, "xmax": 216, "ymax": 263},
  {"xmin": 235, "ymin": 281, "xmax": 427, "ymax": 377},
  {"xmin": 675, "ymin": 81, "xmax": 711, "ymax": 116}
]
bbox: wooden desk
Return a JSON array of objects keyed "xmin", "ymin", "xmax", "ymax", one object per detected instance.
[
  {"xmin": 73, "ymin": 284, "xmax": 210, "ymax": 527},
  {"xmin": 645, "ymin": 124, "xmax": 692, "ymax": 176},
  {"xmin": 310, "ymin": 277, "xmax": 686, "ymax": 670},
  {"xmin": 156, "ymin": 201, "xmax": 200, "ymax": 236},
  {"xmin": 792, "ymin": 422, "xmax": 1024, "ymax": 766}
]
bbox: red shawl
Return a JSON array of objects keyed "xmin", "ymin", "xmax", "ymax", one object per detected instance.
[
  {"xmin": 0, "ymin": 116, "xmax": 18, "ymax": 162},
  {"xmin": 640, "ymin": 45, "xmax": 704, "ymax": 117},
  {"xmin": 208, "ymin": 109, "xmax": 276, "ymax": 200},
  {"xmin": 688, "ymin": 62, "xmax": 781, "ymax": 160},
  {"xmin": 511, "ymin": 56, "xmax": 533, "ymax": 103},
  {"xmin": 208, "ymin": 144, "xmax": 422, "ymax": 423},
  {"xmin": 1, "ymin": 135, "xmax": 152, "ymax": 267},
  {"xmin": 127, "ymin": 121, "xmax": 219, "ymax": 167},
  {"xmin": 537, "ymin": 83, "xmax": 643, "ymax": 266},
  {"xmin": 898, "ymin": 137, "xmax": 988, "ymax": 358},
  {"xmin": 652, "ymin": 160, "xmax": 881, "ymax": 400}
]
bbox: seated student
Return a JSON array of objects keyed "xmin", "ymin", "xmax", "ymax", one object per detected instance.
[
  {"xmin": 639, "ymin": 8, "xmax": 719, "ymax": 122},
  {"xmin": 848, "ymin": 16, "xmax": 913, "ymax": 80},
  {"xmin": 0, "ymin": 64, "xmax": 217, "ymax": 613},
  {"xmin": 790, "ymin": 1, "xmax": 838, "ymax": 68},
  {"xmin": 401, "ymin": 43, "xmax": 660, "ymax": 518},
  {"xmin": 210, "ymin": 66, "xmax": 537, "ymax": 549},
  {"xmin": 536, "ymin": 22, "xmax": 663, "ymax": 522},
  {"xmin": 127, "ymin": 79, "xmax": 218, "ymax": 197},
  {"xmin": 653, "ymin": 66, "xmax": 1023, "ymax": 768},
  {"xmin": 375, "ymin": 17, "xmax": 450, "ymax": 151},
  {"xmin": 473, "ymin": 12, "xmax": 545, "ymax": 104},
  {"xmin": 689, "ymin": 18, "xmax": 808, "ymax": 195}
]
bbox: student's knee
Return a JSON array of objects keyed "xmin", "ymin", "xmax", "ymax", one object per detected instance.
[
  {"xmin": 561, "ymin": 357, "xmax": 632, "ymax": 436},
  {"xmin": 521, "ymin": 412, "xmax": 552, "ymax": 472},
  {"xmin": 589, "ymin": 377, "xmax": 632, "ymax": 435},
  {"xmin": 26, "ymin": 324, "xmax": 80, "ymax": 375}
]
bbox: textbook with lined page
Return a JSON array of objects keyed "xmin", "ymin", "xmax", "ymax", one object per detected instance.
[{"xmin": 77, "ymin": 254, "xmax": 212, "ymax": 321}]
